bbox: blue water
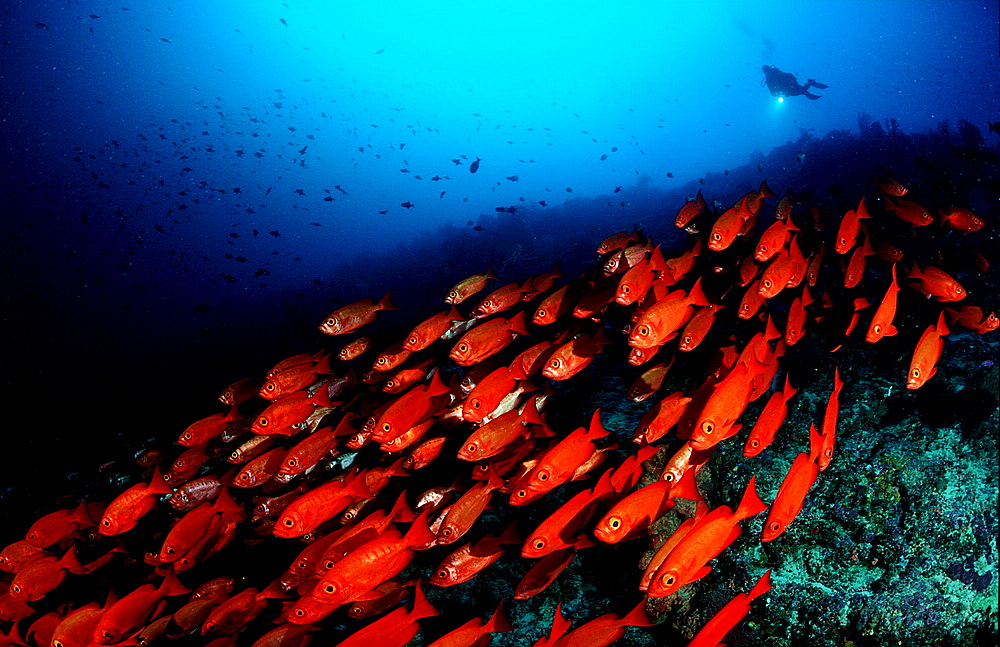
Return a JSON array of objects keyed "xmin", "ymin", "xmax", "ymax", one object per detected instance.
[{"xmin": 2, "ymin": 0, "xmax": 997, "ymax": 520}]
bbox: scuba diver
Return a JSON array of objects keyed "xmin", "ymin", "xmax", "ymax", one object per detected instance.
[{"xmin": 762, "ymin": 65, "xmax": 828, "ymax": 100}]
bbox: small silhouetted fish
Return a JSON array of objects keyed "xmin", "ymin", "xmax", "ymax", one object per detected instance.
[
  {"xmin": 614, "ymin": 186, "xmax": 622, "ymax": 193},
  {"xmin": 324, "ymin": 196, "xmax": 334, "ymax": 202},
  {"xmin": 254, "ymin": 268, "xmax": 268, "ymax": 278},
  {"xmin": 379, "ymin": 210, "xmax": 388, "ymax": 214},
  {"xmin": 160, "ymin": 37, "xmax": 171, "ymax": 42},
  {"xmin": 440, "ymin": 191, "xmax": 446, "ymax": 198},
  {"xmin": 280, "ymin": 18, "xmax": 287, "ymax": 26},
  {"xmin": 566, "ymin": 187, "xmax": 573, "ymax": 192},
  {"xmin": 270, "ymin": 230, "xmax": 280, "ymax": 237},
  {"xmin": 334, "ymin": 185, "xmax": 347, "ymax": 194},
  {"xmin": 538, "ymin": 200, "xmax": 547, "ymax": 207},
  {"xmin": 235, "ymin": 256, "xmax": 248, "ymax": 262},
  {"xmin": 469, "ymin": 157, "xmax": 481, "ymax": 173},
  {"xmin": 295, "ymin": 188, "xmax": 305, "ymax": 195},
  {"xmin": 375, "ymin": 48, "xmax": 385, "ymax": 54},
  {"xmin": 667, "ymin": 173, "xmax": 674, "ymax": 178},
  {"xmin": 467, "ymin": 220, "xmax": 474, "ymax": 226},
  {"xmin": 89, "ymin": 14, "xmax": 100, "ymax": 19},
  {"xmin": 34, "ymin": 21, "xmax": 49, "ymax": 29},
  {"xmin": 311, "ymin": 222, "xmax": 322, "ymax": 226},
  {"xmin": 473, "ymin": 225, "xmax": 484, "ymax": 231},
  {"xmin": 611, "ymin": 146, "xmax": 618, "ymax": 152},
  {"xmin": 600, "ymin": 154, "xmax": 607, "ymax": 161},
  {"xmin": 299, "ymin": 145, "xmax": 308, "ymax": 155},
  {"xmin": 452, "ymin": 158, "xmax": 462, "ymax": 165},
  {"xmin": 989, "ymin": 122, "xmax": 999, "ymax": 134},
  {"xmin": 506, "ymin": 176, "xmax": 519, "ymax": 182},
  {"xmin": 194, "ymin": 303, "xmax": 210, "ymax": 313},
  {"xmin": 401, "ymin": 201, "xmax": 414, "ymax": 209}
]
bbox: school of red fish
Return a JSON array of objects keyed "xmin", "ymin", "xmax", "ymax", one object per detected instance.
[{"xmin": 1, "ymin": 178, "xmax": 994, "ymax": 647}]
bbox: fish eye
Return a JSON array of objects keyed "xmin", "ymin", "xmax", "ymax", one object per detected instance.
[
  {"xmin": 449, "ymin": 291, "xmax": 458, "ymax": 299},
  {"xmin": 517, "ymin": 490, "xmax": 527, "ymax": 498},
  {"xmin": 533, "ymin": 539, "xmax": 545, "ymax": 550},
  {"xmin": 266, "ymin": 383, "xmax": 275, "ymax": 391},
  {"xmin": 638, "ymin": 325, "xmax": 650, "ymax": 336},
  {"xmin": 103, "ymin": 631, "xmax": 114, "ymax": 640},
  {"xmin": 702, "ymin": 421, "xmax": 714, "ymax": 434},
  {"xmin": 661, "ymin": 574, "xmax": 675, "ymax": 586},
  {"xmin": 759, "ymin": 244, "xmax": 768, "ymax": 252},
  {"xmin": 324, "ymin": 584, "xmax": 336, "ymax": 594},
  {"xmin": 839, "ymin": 237, "xmax": 846, "ymax": 246},
  {"xmin": 622, "ymin": 286, "xmax": 630, "ymax": 293},
  {"xmin": 165, "ymin": 547, "xmax": 175, "ymax": 555},
  {"xmin": 911, "ymin": 368, "xmax": 921, "ymax": 378},
  {"xmin": 239, "ymin": 473, "xmax": 250, "ymax": 481},
  {"xmin": 472, "ymin": 400, "xmax": 481, "ymax": 408},
  {"xmin": 441, "ymin": 527, "xmax": 452, "ymax": 537},
  {"xmin": 54, "ymin": 641, "xmax": 63, "ymax": 647},
  {"xmin": 467, "ymin": 444, "xmax": 477, "ymax": 453},
  {"xmin": 538, "ymin": 471, "xmax": 549, "ymax": 481},
  {"xmin": 609, "ymin": 518, "xmax": 621, "ymax": 530},
  {"xmin": 11, "ymin": 585, "xmax": 20, "ymax": 593},
  {"xmin": 287, "ymin": 458, "xmax": 297, "ymax": 467},
  {"xmin": 181, "ymin": 432, "xmax": 191, "ymax": 441},
  {"xmin": 537, "ymin": 309, "xmax": 547, "ymax": 317},
  {"xmin": 283, "ymin": 518, "xmax": 294, "ymax": 527},
  {"xmin": 259, "ymin": 418, "xmax": 268, "ymax": 426},
  {"xmin": 711, "ymin": 233, "xmax": 721, "ymax": 241},
  {"xmin": 956, "ymin": 287, "xmax": 965, "ymax": 294},
  {"xmin": 382, "ymin": 423, "xmax": 391, "ymax": 432},
  {"xmin": 663, "ymin": 472, "xmax": 675, "ymax": 482},
  {"xmin": 683, "ymin": 335, "xmax": 692, "ymax": 344},
  {"xmin": 549, "ymin": 359, "xmax": 561, "ymax": 369},
  {"xmin": 873, "ymin": 325, "xmax": 881, "ymax": 334},
  {"xmin": 325, "ymin": 319, "xmax": 334, "ymax": 326},
  {"xmin": 436, "ymin": 569, "xmax": 448, "ymax": 579},
  {"xmin": 459, "ymin": 343, "xmax": 468, "ymax": 352},
  {"xmin": 294, "ymin": 609, "xmax": 306, "ymax": 617},
  {"xmin": 769, "ymin": 522, "xmax": 780, "ymax": 531},
  {"xmin": 408, "ymin": 336, "xmax": 418, "ymax": 345},
  {"xmin": 750, "ymin": 440, "xmax": 759, "ymax": 448},
  {"xmin": 101, "ymin": 519, "xmax": 110, "ymax": 527},
  {"xmin": 230, "ymin": 451, "xmax": 240, "ymax": 460}
]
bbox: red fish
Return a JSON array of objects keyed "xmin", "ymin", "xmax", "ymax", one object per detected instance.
[
  {"xmin": 338, "ymin": 335, "xmax": 371, "ymax": 360},
  {"xmin": 817, "ymin": 367, "xmax": 843, "ymax": 471},
  {"xmin": 178, "ymin": 407, "xmax": 243, "ymax": 446},
  {"xmin": 259, "ymin": 353, "xmax": 331, "ymax": 399},
  {"xmin": 907, "ymin": 311, "xmax": 949, "ymax": 390},
  {"xmin": 944, "ymin": 305, "xmax": 999, "ymax": 334},
  {"xmin": 201, "ymin": 582, "xmax": 286, "ymax": 636},
  {"xmin": 404, "ymin": 306, "xmax": 464, "ymax": 351},
  {"xmin": 784, "ymin": 284, "xmax": 813, "ymax": 346},
  {"xmin": 834, "ymin": 197, "xmax": 870, "ymax": 254},
  {"xmin": 626, "ymin": 360, "xmax": 673, "ymax": 402},
  {"xmin": 707, "ymin": 198, "xmax": 753, "ymax": 252},
  {"xmin": 883, "ymin": 196, "xmax": 933, "ymax": 226},
  {"xmin": 436, "ymin": 469, "xmax": 505, "ymax": 544},
  {"xmin": 877, "ymin": 177, "xmax": 908, "ymax": 196},
  {"xmin": 843, "ymin": 235, "xmax": 874, "ymax": 288},
  {"xmin": 218, "ymin": 377, "xmax": 264, "ymax": 405},
  {"xmin": 251, "ymin": 390, "xmax": 331, "ymax": 436},
  {"xmin": 546, "ymin": 599, "xmax": 651, "ymax": 647},
  {"xmin": 939, "ymin": 206, "xmax": 984, "ymax": 233},
  {"xmin": 273, "ymin": 473, "xmax": 372, "ymax": 539},
  {"xmin": 98, "ymin": 467, "xmax": 173, "ymax": 536},
  {"xmin": 762, "ymin": 424, "xmax": 822, "ymax": 542},
  {"xmin": 632, "ymin": 392, "xmax": 692, "ymax": 444},
  {"xmin": 743, "ymin": 374, "xmax": 796, "ymax": 457},
  {"xmin": 449, "ymin": 311, "xmax": 529, "ymax": 366},
  {"xmin": 372, "ymin": 370, "xmax": 451, "ymax": 442},
  {"xmin": 325, "ymin": 582, "xmax": 437, "ymax": 647},
  {"xmin": 678, "ymin": 303, "xmax": 723, "ymax": 352},
  {"xmin": 510, "ymin": 410, "xmax": 610, "ymax": 506},
  {"xmin": 9, "ymin": 546, "xmax": 88, "ymax": 602},
  {"xmin": 646, "ymin": 476, "xmax": 767, "ymax": 598},
  {"xmin": 756, "ymin": 216, "xmax": 799, "ymax": 262},
  {"xmin": 429, "ymin": 524, "xmax": 520, "ymax": 586},
  {"xmin": 318, "ymin": 291, "xmax": 394, "ymax": 335},
  {"xmin": 674, "ymin": 191, "xmax": 708, "ymax": 229},
  {"xmin": 687, "ymin": 570, "xmax": 772, "ymax": 647},
  {"xmin": 92, "ymin": 571, "xmax": 189, "ymax": 644},
  {"xmin": 866, "ymin": 263, "xmax": 900, "ymax": 343},
  {"xmin": 905, "ymin": 264, "xmax": 967, "ymax": 301},
  {"xmin": 628, "ymin": 279, "xmax": 710, "ymax": 349},
  {"xmin": 24, "ymin": 500, "xmax": 96, "ymax": 548},
  {"xmin": 310, "ymin": 515, "xmax": 436, "ymax": 606},
  {"xmin": 542, "ymin": 328, "xmax": 611, "ymax": 381},
  {"xmin": 687, "ymin": 362, "xmax": 754, "ymax": 451},
  {"xmin": 596, "ymin": 229, "xmax": 642, "ymax": 255},
  {"xmin": 464, "ymin": 363, "xmax": 527, "ymax": 423},
  {"xmin": 592, "ymin": 469, "xmax": 700, "ymax": 543},
  {"xmin": 425, "ymin": 602, "xmax": 511, "ymax": 645},
  {"xmin": 515, "ymin": 549, "xmax": 577, "ymax": 600},
  {"xmin": 458, "ymin": 397, "xmax": 546, "ymax": 461},
  {"xmin": 445, "ymin": 270, "xmax": 497, "ymax": 305},
  {"xmin": 472, "ymin": 282, "xmax": 529, "ymax": 318}
]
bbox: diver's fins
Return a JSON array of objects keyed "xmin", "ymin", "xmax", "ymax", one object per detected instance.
[
  {"xmin": 805, "ymin": 92, "xmax": 821, "ymax": 100},
  {"xmin": 807, "ymin": 79, "xmax": 829, "ymax": 90}
]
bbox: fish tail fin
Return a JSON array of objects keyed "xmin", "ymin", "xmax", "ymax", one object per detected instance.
[
  {"xmin": 736, "ymin": 474, "xmax": 768, "ymax": 519},
  {"xmin": 148, "ymin": 467, "xmax": 174, "ymax": 496},
  {"xmin": 782, "ymin": 374, "xmax": 797, "ymax": 400},
  {"xmin": 410, "ymin": 581, "xmax": 438, "ymax": 620},
  {"xmin": 670, "ymin": 465, "xmax": 703, "ymax": 502},
  {"xmin": 936, "ymin": 310, "xmax": 950, "ymax": 335},
  {"xmin": 748, "ymin": 569, "xmax": 773, "ymax": 601},
  {"xmin": 484, "ymin": 601, "xmax": 513, "ymax": 634},
  {"xmin": 586, "ymin": 409, "xmax": 610, "ymax": 440},
  {"xmin": 621, "ymin": 599, "xmax": 654, "ymax": 627},
  {"xmin": 508, "ymin": 311, "xmax": 529, "ymax": 336},
  {"xmin": 159, "ymin": 570, "xmax": 191, "ymax": 597},
  {"xmin": 377, "ymin": 290, "xmax": 395, "ymax": 311}
]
